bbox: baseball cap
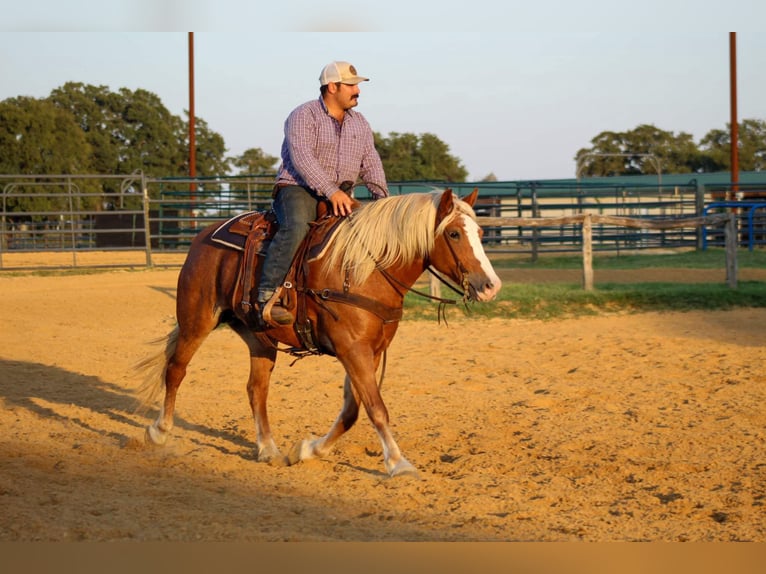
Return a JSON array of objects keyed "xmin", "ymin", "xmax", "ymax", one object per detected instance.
[{"xmin": 319, "ymin": 61, "xmax": 369, "ymax": 86}]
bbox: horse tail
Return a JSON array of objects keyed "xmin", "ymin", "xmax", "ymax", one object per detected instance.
[{"xmin": 133, "ymin": 324, "xmax": 180, "ymax": 413}]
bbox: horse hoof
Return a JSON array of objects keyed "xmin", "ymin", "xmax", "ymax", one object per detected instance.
[
  {"xmin": 262, "ymin": 454, "xmax": 288, "ymax": 467},
  {"xmin": 287, "ymin": 439, "xmax": 315, "ymax": 466},
  {"xmin": 388, "ymin": 459, "xmax": 420, "ymax": 479},
  {"xmin": 144, "ymin": 425, "xmax": 167, "ymax": 447},
  {"xmin": 257, "ymin": 446, "xmax": 286, "ymax": 466}
]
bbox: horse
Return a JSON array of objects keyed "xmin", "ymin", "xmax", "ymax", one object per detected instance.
[{"xmin": 136, "ymin": 188, "xmax": 502, "ymax": 477}]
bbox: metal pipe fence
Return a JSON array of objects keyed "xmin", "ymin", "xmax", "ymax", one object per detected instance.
[{"xmin": 1, "ymin": 172, "xmax": 764, "ymax": 271}]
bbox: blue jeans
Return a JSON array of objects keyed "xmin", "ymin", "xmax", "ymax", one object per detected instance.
[{"xmin": 258, "ymin": 185, "xmax": 318, "ymax": 302}]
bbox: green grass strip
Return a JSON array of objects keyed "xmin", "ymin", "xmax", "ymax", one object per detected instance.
[{"xmin": 403, "ymin": 281, "xmax": 766, "ymax": 321}]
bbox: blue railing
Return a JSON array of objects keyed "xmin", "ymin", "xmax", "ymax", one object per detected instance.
[{"xmin": 702, "ymin": 201, "xmax": 766, "ymax": 250}]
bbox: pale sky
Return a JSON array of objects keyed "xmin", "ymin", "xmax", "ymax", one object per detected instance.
[{"xmin": 2, "ymin": 1, "xmax": 765, "ymax": 181}]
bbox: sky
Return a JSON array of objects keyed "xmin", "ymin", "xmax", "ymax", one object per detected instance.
[{"xmin": 2, "ymin": 1, "xmax": 765, "ymax": 181}]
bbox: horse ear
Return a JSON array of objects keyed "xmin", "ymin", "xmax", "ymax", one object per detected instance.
[
  {"xmin": 436, "ymin": 188, "xmax": 455, "ymax": 223},
  {"xmin": 463, "ymin": 188, "xmax": 479, "ymax": 207}
]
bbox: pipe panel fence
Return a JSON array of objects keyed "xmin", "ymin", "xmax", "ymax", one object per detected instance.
[{"xmin": 1, "ymin": 173, "xmax": 763, "ymax": 276}]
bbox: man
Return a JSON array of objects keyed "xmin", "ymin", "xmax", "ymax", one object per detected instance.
[{"xmin": 258, "ymin": 61, "xmax": 389, "ymax": 326}]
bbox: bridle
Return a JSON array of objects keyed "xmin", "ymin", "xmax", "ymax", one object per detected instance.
[{"xmin": 375, "ymin": 211, "xmax": 473, "ymax": 322}]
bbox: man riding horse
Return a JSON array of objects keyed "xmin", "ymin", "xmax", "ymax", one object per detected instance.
[{"xmin": 258, "ymin": 60, "xmax": 389, "ymax": 327}]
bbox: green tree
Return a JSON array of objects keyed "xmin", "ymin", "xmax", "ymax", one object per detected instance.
[
  {"xmin": 49, "ymin": 84, "xmax": 232, "ymax": 192},
  {"xmin": 374, "ymin": 132, "xmax": 468, "ymax": 182},
  {"xmin": 116, "ymin": 87, "xmax": 186, "ymax": 177},
  {"xmin": 0, "ymin": 96, "xmax": 96, "ymax": 212},
  {"xmin": 575, "ymin": 124, "xmax": 703, "ymax": 177},
  {"xmin": 229, "ymin": 147, "xmax": 279, "ymax": 175},
  {"xmin": 183, "ymin": 115, "xmax": 231, "ymax": 176},
  {"xmin": 0, "ymin": 96, "xmax": 92, "ymax": 174},
  {"xmin": 48, "ymin": 82, "xmax": 124, "ymax": 177},
  {"xmin": 699, "ymin": 118, "xmax": 766, "ymax": 172}
]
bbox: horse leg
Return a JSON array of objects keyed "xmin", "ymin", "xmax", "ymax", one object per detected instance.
[
  {"xmin": 287, "ymin": 374, "xmax": 360, "ymax": 464},
  {"xmin": 359, "ymin": 384, "xmax": 419, "ymax": 478},
  {"xmin": 145, "ymin": 322, "xmax": 214, "ymax": 446},
  {"xmin": 145, "ymin": 256, "xmax": 222, "ymax": 446},
  {"xmin": 230, "ymin": 324, "xmax": 282, "ymax": 464},
  {"xmin": 290, "ymin": 350, "xmax": 418, "ymax": 478}
]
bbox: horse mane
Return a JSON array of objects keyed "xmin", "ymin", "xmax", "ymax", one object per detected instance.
[{"xmin": 322, "ymin": 190, "xmax": 477, "ymax": 285}]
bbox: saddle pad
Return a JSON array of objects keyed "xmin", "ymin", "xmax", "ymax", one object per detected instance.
[
  {"xmin": 306, "ymin": 217, "xmax": 346, "ymax": 262},
  {"xmin": 210, "ymin": 210, "xmax": 270, "ymax": 251}
]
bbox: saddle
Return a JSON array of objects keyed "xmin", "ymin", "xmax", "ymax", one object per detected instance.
[
  {"xmin": 210, "ymin": 206, "xmax": 345, "ymax": 350},
  {"xmin": 212, "ymin": 189, "xmax": 400, "ymax": 355},
  {"xmin": 211, "ymin": 209, "xmax": 278, "ymax": 319}
]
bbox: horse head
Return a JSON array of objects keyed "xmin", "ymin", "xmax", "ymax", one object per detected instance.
[{"xmin": 432, "ymin": 189, "xmax": 502, "ymax": 302}]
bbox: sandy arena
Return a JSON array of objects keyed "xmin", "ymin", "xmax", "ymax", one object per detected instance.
[{"xmin": 1, "ymin": 257, "xmax": 765, "ymax": 541}]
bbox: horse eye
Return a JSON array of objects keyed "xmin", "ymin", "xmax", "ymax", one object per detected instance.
[{"xmin": 448, "ymin": 230, "xmax": 461, "ymax": 240}]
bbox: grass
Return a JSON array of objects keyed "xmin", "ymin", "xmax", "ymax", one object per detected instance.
[
  {"xmin": 404, "ymin": 281, "xmax": 766, "ymax": 321},
  {"xmin": 489, "ymin": 248, "xmax": 766, "ymax": 270},
  {"xmin": 404, "ymin": 248, "xmax": 766, "ymax": 321}
]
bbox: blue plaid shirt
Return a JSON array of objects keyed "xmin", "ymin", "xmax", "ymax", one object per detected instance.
[{"xmin": 275, "ymin": 97, "xmax": 389, "ymax": 199}]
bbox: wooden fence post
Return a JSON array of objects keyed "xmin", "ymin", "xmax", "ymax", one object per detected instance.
[{"xmin": 582, "ymin": 214, "xmax": 594, "ymax": 291}]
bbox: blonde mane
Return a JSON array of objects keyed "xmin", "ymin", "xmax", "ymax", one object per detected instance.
[{"xmin": 322, "ymin": 191, "xmax": 477, "ymax": 285}]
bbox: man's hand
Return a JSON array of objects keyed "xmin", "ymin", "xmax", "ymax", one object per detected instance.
[{"xmin": 329, "ymin": 190, "xmax": 357, "ymax": 216}]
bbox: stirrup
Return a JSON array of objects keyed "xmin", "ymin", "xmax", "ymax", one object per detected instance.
[{"xmin": 261, "ymin": 292, "xmax": 294, "ymax": 327}]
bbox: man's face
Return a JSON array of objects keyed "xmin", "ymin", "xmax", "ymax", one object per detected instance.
[{"xmin": 334, "ymin": 82, "xmax": 361, "ymax": 111}]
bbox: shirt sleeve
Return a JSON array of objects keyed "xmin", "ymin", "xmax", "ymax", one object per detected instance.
[
  {"xmin": 283, "ymin": 105, "xmax": 340, "ymax": 198},
  {"xmin": 357, "ymin": 120, "xmax": 389, "ymax": 199}
]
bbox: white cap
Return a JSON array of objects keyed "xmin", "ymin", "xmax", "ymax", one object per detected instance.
[{"xmin": 319, "ymin": 61, "xmax": 369, "ymax": 86}]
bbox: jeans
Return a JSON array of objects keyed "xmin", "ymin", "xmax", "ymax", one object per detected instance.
[{"xmin": 258, "ymin": 185, "xmax": 318, "ymax": 302}]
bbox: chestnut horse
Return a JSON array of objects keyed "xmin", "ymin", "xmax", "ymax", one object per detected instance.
[{"xmin": 137, "ymin": 189, "xmax": 501, "ymax": 477}]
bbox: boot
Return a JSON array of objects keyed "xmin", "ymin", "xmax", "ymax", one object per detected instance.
[
  {"xmin": 259, "ymin": 294, "xmax": 294, "ymax": 327},
  {"xmin": 266, "ymin": 303, "xmax": 293, "ymax": 326}
]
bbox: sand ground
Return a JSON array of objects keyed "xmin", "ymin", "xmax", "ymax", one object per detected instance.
[{"xmin": 1, "ymin": 256, "xmax": 765, "ymax": 541}]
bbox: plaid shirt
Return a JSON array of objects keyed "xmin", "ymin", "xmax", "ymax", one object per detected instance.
[{"xmin": 275, "ymin": 97, "xmax": 389, "ymax": 199}]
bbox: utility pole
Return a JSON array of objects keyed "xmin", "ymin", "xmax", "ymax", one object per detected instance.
[
  {"xmin": 729, "ymin": 32, "xmax": 739, "ymax": 200},
  {"xmin": 188, "ymin": 32, "xmax": 197, "ymax": 224}
]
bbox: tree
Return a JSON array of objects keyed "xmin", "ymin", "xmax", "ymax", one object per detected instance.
[
  {"xmin": 374, "ymin": 132, "xmax": 468, "ymax": 182},
  {"xmin": 229, "ymin": 147, "xmax": 279, "ymax": 175},
  {"xmin": 0, "ymin": 96, "xmax": 92, "ymax": 175},
  {"xmin": 575, "ymin": 124, "xmax": 703, "ymax": 177},
  {"xmin": 699, "ymin": 118, "xmax": 766, "ymax": 172},
  {"xmin": 0, "ymin": 97, "xmax": 98, "ymax": 216},
  {"xmin": 50, "ymin": 84, "xmax": 233, "ymax": 185},
  {"xmin": 577, "ymin": 119, "xmax": 766, "ymax": 177},
  {"xmin": 183, "ymin": 115, "xmax": 231, "ymax": 176},
  {"xmin": 0, "ymin": 96, "xmax": 96, "ymax": 212},
  {"xmin": 48, "ymin": 82, "xmax": 124, "ymax": 177},
  {"xmin": 116, "ymin": 87, "xmax": 186, "ymax": 177}
]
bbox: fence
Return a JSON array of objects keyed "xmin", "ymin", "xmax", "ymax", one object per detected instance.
[
  {"xmin": 0, "ymin": 173, "xmax": 760, "ymax": 276},
  {"xmin": 0, "ymin": 173, "xmax": 274, "ymax": 269},
  {"xmin": 475, "ymin": 212, "xmax": 738, "ymax": 290},
  {"xmin": 388, "ymin": 179, "xmax": 704, "ymax": 255}
]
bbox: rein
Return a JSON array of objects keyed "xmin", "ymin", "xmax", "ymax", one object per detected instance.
[{"xmin": 375, "ymin": 265, "xmax": 460, "ymax": 325}]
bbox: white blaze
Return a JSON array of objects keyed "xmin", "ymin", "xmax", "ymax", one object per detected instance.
[{"xmin": 462, "ymin": 215, "xmax": 502, "ymax": 301}]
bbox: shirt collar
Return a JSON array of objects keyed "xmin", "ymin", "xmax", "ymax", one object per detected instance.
[{"xmin": 318, "ymin": 95, "xmax": 355, "ymax": 119}]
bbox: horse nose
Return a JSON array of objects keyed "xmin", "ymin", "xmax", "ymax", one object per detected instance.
[
  {"xmin": 474, "ymin": 275, "xmax": 501, "ymax": 301},
  {"xmin": 485, "ymin": 279, "xmax": 502, "ymax": 300}
]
